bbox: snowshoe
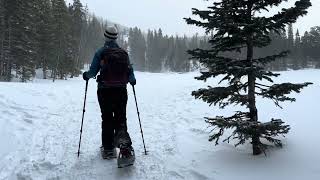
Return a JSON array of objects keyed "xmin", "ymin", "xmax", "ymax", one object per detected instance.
[
  {"xmin": 117, "ymin": 145, "xmax": 135, "ymax": 168},
  {"xmin": 100, "ymin": 146, "xmax": 117, "ymax": 159}
]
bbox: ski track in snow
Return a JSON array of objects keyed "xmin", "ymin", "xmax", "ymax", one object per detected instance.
[{"xmin": 0, "ymin": 70, "xmax": 320, "ymax": 180}]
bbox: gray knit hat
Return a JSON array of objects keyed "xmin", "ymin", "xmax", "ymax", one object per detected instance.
[{"xmin": 104, "ymin": 26, "xmax": 118, "ymax": 39}]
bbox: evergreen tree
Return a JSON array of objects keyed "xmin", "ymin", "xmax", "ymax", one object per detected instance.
[
  {"xmin": 157, "ymin": 28, "xmax": 167, "ymax": 69},
  {"xmin": 0, "ymin": 0, "xmax": 111, "ymax": 82},
  {"xmin": 287, "ymin": 24, "xmax": 294, "ymax": 50},
  {"xmin": 78, "ymin": 5, "xmax": 93, "ymax": 67},
  {"xmin": 164, "ymin": 36, "xmax": 175, "ymax": 71},
  {"xmin": 172, "ymin": 36, "xmax": 181, "ymax": 71},
  {"xmin": 308, "ymin": 27, "xmax": 320, "ymax": 68},
  {"xmin": 1, "ymin": 0, "xmax": 19, "ymax": 81},
  {"xmin": 185, "ymin": 0, "xmax": 312, "ymax": 155},
  {"xmin": 51, "ymin": 0, "xmax": 72, "ymax": 81},
  {"xmin": 3, "ymin": 0, "xmax": 38, "ymax": 82},
  {"xmin": 150, "ymin": 30, "xmax": 162, "ymax": 72},
  {"xmin": 146, "ymin": 30, "xmax": 154, "ymax": 71},
  {"xmin": 147, "ymin": 30, "xmax": 162, "ymax": 72},
  {"xmin": 287, "ymin": 24, "xmax": 294, "ymax": 69},
  {"xmin": 128, "ymin": 27, "xmax": 146, "ymax": 71},
  {"xmin": 36, "ymin": 0, "xmax": 55, "ymax": 79},
  {"xmin": 278, "ymin": 30, "xmax": 290, "ymax": 70},
  {"xmin": 137, "ymin": 28, "xmax": 147, "ymax": 71},
  {"xmin": 293, "ymin": 29, "xmax": 303, "ymax": 69},
  {"xmin": 295, "ymin": 30, "xmax": 301, "ymax": 48},
  {"xmin": 176, "ymin": 36, "xmax": 189, "ymax": 72},
  {"xmin": 69, "ymin": 0, "xmax": 86, "ymax": 77},
  {"xmin": 20, "ymin": 0, "xmax": 39, "ymax": 81},
  {"xmin": 266, "ymin": 30, "xmax": 288, "ymax": 71},
  {"xmin": 190, "ymin": 34, "xmax": 200, "ymax": 70},
  {"xmin": 301, "ymin": 31, "xmax": 312, "ymax": 67},
  {"xmin": 84, "ymin": 15, "xmax": 104, "ymax": 64}
]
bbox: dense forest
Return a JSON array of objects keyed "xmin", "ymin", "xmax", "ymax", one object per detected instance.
[
  {"xmin": 0, "ymin": 0, "xmax": 320, "ymax": 82},
  {"xmin": 0, "ymin": 0, "xmax": 114, "ymax": 82}
]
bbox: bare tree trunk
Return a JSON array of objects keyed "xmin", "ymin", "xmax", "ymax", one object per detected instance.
[
  {"xmin": 15, "ymin": 65, "xmax": 18, "ymax": 78},
  {"xmin": 246, "ymin": 3, "xmax": 261, "ymax": 156},
  {"xmin": 43, "ymin": 58, "xmax": 47, "ymax": 79},
  {"xmin": 73, "ymin": 25, "xmax": 86, "ymax": 77},
  {"xmin": 53, "ymin": 55, "xmax": 59, "ymax": 82},
  {"xmin": 75, "ymin": 38, "xmax": 82, "ymax": 75},
  {"xmin": 0, "ymin": 38, "xmax": 3, "ymax": 78},
  {"xmin": 21, "ymin": 67, "xmax": 25, "ymax": 82},
  {"xmin": 7, "ymin": 61, "xmax": 12, "ymax": 81},
  {"xmin": 247, "ymin": 36, "xmax": 261, "ymax": 155},
  {"xmin": 60, "ymin": 70, "xmax": 63, "ymax": 80},
  {"xmin": 53, "ymin": 39, "xmax": 61, "ymax": 82}
]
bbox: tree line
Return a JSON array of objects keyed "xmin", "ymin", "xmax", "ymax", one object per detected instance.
[
  {"xmin": 1, "ymin": 0, "xmax": 320, "ymax": 82},
  {"xmin": 128, "ymin": 27, "xmax": 209, "ymax": 72},
  {"xmin": 256, "ymin": 24, "xmax": 320, "ymax": 71},
  {"xmin": 127, "ymin": 25, "xmax": 320, "ymax": 73}
]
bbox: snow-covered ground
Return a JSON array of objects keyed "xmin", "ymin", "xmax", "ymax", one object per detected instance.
[{"xmin": 0, "ymin": 70, "xmax": 320, "ymax": 180}]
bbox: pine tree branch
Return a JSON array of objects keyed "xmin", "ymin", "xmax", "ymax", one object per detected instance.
[
  {"xmin": 209, "ymin": 35, "xmax": 247, "ymax": 53},
  {"xmin": 205, "ymin": 112, "xmax": 290, "ymax": 147},
  {"xmin": 255, "ymin": 70, "xmax": 281, "ymax": 82},
  {"xmin": 192, "ymin": 85, "xmax": 248, "ymax": 108},
  {"xmin": 185, "ymin": 17, "xmax": 211, "ymax": 33},
  {"xmin": 263, "ymin": 82, "xmax": 313, "ymax": 96},
  {"xmin": 268, "ymin": 0, "xmax": 312, "ymax": 30},
  {"xmin": 185, "ymin": 8, "xmax": 217, "ymax": 34},
  {"xmin": 253, "ymin": 51, "xmax": 290, "ymax": 65},
  {"xmin": 252, "ymin": 0, "xmax": 284, "ymax": 13},
  {"xmin": 261, "ymin": 82, "xmax": 313, "ymax": 107}
]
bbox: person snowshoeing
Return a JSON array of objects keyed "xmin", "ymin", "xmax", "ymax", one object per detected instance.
[{"xmin": 82, "ymin": 26, "xmax": 136, "ymax": 167}]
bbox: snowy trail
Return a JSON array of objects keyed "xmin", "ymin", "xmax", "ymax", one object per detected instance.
[
  {"xmin": 0, "ymin": 73, "xmax": 212, "ymax": 180},
  {"xmin": 1, "ymin": 70, "xmax": 320, "ymax": 180}
]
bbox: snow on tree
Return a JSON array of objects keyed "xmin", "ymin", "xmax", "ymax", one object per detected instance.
[{"xmin": 185, "ymin": 0, "xmax": 313, "ymax": 155}]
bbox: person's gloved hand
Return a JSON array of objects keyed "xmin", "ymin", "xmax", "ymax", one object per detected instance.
[
  {"xmin": 130, "ymin": 79, "xmax": 136, "ymax": 86},
  {"xmin": 82, "ymin": 72, "xmax": 89, "ymax": 81}
]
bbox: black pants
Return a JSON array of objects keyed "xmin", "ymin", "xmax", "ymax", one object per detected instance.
[{"xmin": 97, "ymin": 87, "xmax": 132, "ymax": 150}]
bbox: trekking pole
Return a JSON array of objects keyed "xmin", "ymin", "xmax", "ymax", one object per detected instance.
[
  {"xmin": 78, "ymin": 80, "xmax": 89, "ymax": 158},
  {"xmin": 132, "ymin": 85, "xmax": 148, "ymax": 155}
]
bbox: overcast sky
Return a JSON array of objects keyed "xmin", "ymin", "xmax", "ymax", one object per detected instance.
[{"xmin": 67, "ymin": 0, "xmax": 320, "ymax": 36}]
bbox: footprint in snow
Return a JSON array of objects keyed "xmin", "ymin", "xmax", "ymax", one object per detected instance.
[{"xmin": 23, "ymin": 119, "xmax": 33, "ymax": 124}]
